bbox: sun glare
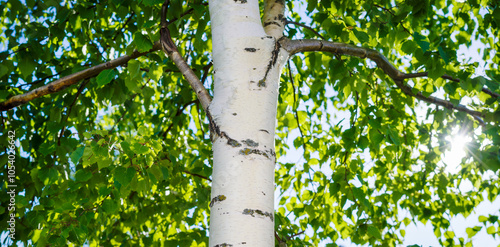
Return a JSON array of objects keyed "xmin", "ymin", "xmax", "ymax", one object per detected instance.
[{"xmin": 443, "ymin": 133, "xmax": 471, "ymax": 173}]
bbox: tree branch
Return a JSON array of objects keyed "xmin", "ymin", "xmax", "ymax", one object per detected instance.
[
  {"xmin": 281, "ymin": 38, "xmax": 491, "ymax": 119},
  {"xmin": 0, "ymin": 2, "xmax": 206, "ymax": 112},
  {"xmin": 0, "ymin": 43, "xmax": 161, "ymax": 111},
  {"xmin": 160, "ymin": 0, "xmax": 212, "ymax": 113},
  {"xmin": 183, "ymin": 170, "xmax": 212, "ymax": 182},
  {"xmin": 482, "ymin": 87, "xmax": 500, "ymax": 99}
]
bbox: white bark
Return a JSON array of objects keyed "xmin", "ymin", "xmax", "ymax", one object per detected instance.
[{"xmin": 208, "ymin": 0, "xmax": 288, "ymax": 246}]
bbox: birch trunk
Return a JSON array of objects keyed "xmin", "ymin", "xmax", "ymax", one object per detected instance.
[{"xmin": 208, "ymin": 0, "xmax": 287, "ymax": 246}]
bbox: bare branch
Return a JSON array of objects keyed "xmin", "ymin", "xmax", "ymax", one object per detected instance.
[
  {"xmin": 0, "ymin": 43, "xmax": 161, "ymax": 111},
  {"xmin": 281, "ymin": 38, "xmax": 491, "ymax": 119},
  {"xmin": 160, "ymin": 0, "xmax": 212, "ymax": 113}
]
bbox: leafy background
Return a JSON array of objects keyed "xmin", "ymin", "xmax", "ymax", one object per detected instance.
[{"xmin": 0, "ymin": 0, "xmax": 499, "ymax": 246}]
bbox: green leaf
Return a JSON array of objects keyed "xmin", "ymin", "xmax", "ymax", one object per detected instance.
[
  {"xmin": 149, "ymin": 165, "xmax": 163, "ymax": 181},
  {"xmin": 344, "ymin": 16, "xmax": 356, "ymax": 27},
  {"xmin": 147, "ymin": 64, "xmax": 163, "ymax": 81},
  {"xmin": 479, "ymin": 215, "xmax": 488, "ymax": 222},
  {"xmin": 438, "ymin": 47, "xmax": 449, "ymax": 63},
  {"xmin": 38, "ymin": 167, "xmax": 59, "ymax": 185},
  {"xmin": 125, "ymin": 76, "xmax": 140, "ymax": 93},
  {"xmin": 18, "ymin": 50, "xmax": 37, "ymax": 79},
  {"xmin": 70, "ymin": 146, "xmax": 85, "ymax": 164},
  {"xmin": 114, "ymin": 167, "xmax": 136, "ymax": 187},
  {"xmin": 367, "ymin": 225, "xmax": 382, "ymax": 239},
  {"xmin": 307, "ymin": 0, "xmax": 316, "ymax": 12},
  {"xmin": 133, "ymin": 32, "xmax": 153, "ymax": 52},
  {"xmin": 358, "ymin": 136, "xmax": 369, "ymax": 150},
  {"xmin": 0, "ymin": 64, "xmax": 9, "ymax": 78},
  {"xmin": 133, "ymin": 142, "xmax": 149, "ymax": 154},
  {"xmin": 401, "ymin": 40, "xmax": 418, "ymax": 54},
  {"xmin": 138, "ymin": 126, "xmax": 150, "ymax": 136},
  {"xmin": 413, "ymin": 32, "xmax": 430, "ymax": 53},
  {"xmin": 444, "ymin": 230, "xmax": 455, "ymax": 239},
  {"xmin": 102, "ymin": 199, "xmax": 118, "ymax": 214},
  {"xmin": 386, "ymin": 127, "xmax": 401, "ymax": 146},
  {"xmin": 486, "ymin": 226, "xmax": 496, "ymax": 235},
  {"xmin": 128, "ymin": 59, "xmax": 141, "ymax": 79},
  {"xmin": 121, "ymin": 141, "xmax": 132, "ymax": 155},
  {"xmin": 96, "ymin": 69, "xmax": 117, "ymax": 86},
  {"xmin": 98, "ymin": 157, "xmax": 112, "ymax": 170},
  {"xmin": 353, "ymin": 29, "xmax": 369, "ymax": 43},
  {"xmin": 74, "ymin": 169, "xmax": 92, "ymax": 182},
  {"xmin": 466, "ymin": 226, "xmax": 482, "ymax": 238}
]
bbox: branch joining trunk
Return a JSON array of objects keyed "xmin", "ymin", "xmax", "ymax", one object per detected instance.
[{"xmin": 207, "ymin": 0, "xmax": 287, "ymax": 246}]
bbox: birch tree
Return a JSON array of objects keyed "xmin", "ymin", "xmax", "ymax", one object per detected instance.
[{"xmin": 1, "ymin": 0, "xmax": 499, "ymax": 246}]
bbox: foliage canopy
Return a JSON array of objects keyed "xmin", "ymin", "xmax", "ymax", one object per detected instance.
[{"xmin": 1, "ymin": 0, "xmax": 500, "ymax": 246}]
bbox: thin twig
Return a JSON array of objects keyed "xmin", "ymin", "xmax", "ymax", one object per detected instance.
[
  {"xmin": 58, "ymin": 79, "xmax": 90, "ymax": 145},
  {"xmin": 112, "ymin": 11, "xmax": 135, "ymax": 41},
  {"xmin": 162, "ymin": 100, "xmax": 197, "ymax": 138},
  {"xmin": 183, "ymin": 170, "xmax": 212, "ymax": 182},
  {"xmin": 287, "ymin": 60, "xmax": 307, "ymax": 152},
  {"xmin": 285, "ymin": 20, "xmax": 326, "ymax": 40},
  {"xmin": 287, "ymin": 230, "xmax": 305, "ymax": 239}
]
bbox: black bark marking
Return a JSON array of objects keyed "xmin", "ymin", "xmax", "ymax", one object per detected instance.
[
  {"xmin": 207, "ymin": 110, "xmax": 221, "ymax": 141},
  {"xmin": 244, "ymin": 48, "xmax": 257, "ymax": 52},
  {"xmin": 213, "ymin": 244, "xmax": 233, "ymax": 247},
  {"xmin": 263, "ymin": 21, "xmax": 281, "ymax": 27},
  {"xmin": 234, "ymin": 0, "xmax": 247, "ymax": 3},
  {"xmin": 242, "ymin": 208, "xmax": 274, "ymax": 221},
  {"xmin": 259, "ymin": 37, "xmax": 285, "ymax": 87},
  {"xmin": 242, "ymin": 139, "xmax": 259, "ymax": 147},
  {"xmin": 239, "ymin": 148, "xmax": 275, "ymax": 160},
  {"xmin": 226, "ymin": 134, "xmax": 242, "ymax": 147},
  {"xmin": 258, "ymin": 79, "xmax": 266, "ymax": 87},
  {"xmin": 209, "ymin": 195, "xmax": 227, "ymax": 207},
  {"xmin": 207, "ymin": 110, "xmax": 241, "ymax": 147}
]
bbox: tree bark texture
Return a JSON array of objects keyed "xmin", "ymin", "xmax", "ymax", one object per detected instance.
[{"xmin": 207, "ymin": 0, "xmax": 287, "ymax": 246}]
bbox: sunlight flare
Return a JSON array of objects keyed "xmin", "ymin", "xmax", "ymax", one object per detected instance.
[{"xmin": 443, "ymin": 133, "xmax": 471, "ymax": 173}]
